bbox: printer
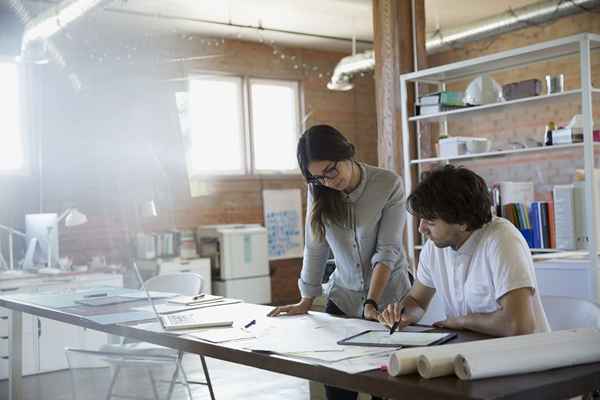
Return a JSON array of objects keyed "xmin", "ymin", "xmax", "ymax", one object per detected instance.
[{"xmin": 196, "ymin": 224, "xmax": 271, "ymax": 304}]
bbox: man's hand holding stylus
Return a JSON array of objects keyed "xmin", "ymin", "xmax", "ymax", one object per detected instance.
[{"xmin": 378, "ymin": 297, "xmax": 421, "ymax": 329}]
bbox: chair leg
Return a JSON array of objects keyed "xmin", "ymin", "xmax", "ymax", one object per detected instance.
[
  {"xmin": 147, "ymin": 368, "xmax": 161, "ymax": 400},
  {"xmin": 166, "ymin": 352, "xmax": 183, "ymax": 400},
  {"xmin": 105, "ymin": 365, "xmax": 121, "ymax": 400},
  {"xmin": 177, "ymin": 358, "xmax": 195, "ymax": 400},
  {"xmin": 200, "ymin": 355, "xmax": 216, "ymax": 400},
  {"xmin": 65, "ymin": 350, "xmax": 79, "ymax": 400}
]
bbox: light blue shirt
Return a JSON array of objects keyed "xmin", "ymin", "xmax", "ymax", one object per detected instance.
[{"xmin": 298, "ymin": 162, "xmax": 411, "ymax": 317}]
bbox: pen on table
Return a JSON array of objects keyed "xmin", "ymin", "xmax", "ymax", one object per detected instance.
[
  {"xmin": 191, "ymin": 294, "xmax": 205, "ymax": 300},
  {"xmin": 84, "ymin": 293, "xmax": 108, "ymax": 298},
  {"xmin": 244, "ymin": 319, "xmax": 256, "ymax": 329}
]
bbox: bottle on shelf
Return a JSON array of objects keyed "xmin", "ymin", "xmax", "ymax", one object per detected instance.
[{"xmin": 544, "ymin": 121, "xmax": 556, "ymax": 146}]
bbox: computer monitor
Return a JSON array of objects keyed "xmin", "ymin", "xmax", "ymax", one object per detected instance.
[{"xmin": 25, "ymin": 213, "xmax": 58, "ymax": 267}]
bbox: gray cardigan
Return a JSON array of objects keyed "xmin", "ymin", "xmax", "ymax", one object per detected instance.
[{"xmin": 298, "ymin": 162, "xmax": 411, "ymax": 317}]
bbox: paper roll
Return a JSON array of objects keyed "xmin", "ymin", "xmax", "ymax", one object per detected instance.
[
  {"xmin": 417, "ymin": 353, "xmax": 457, "ymax": 379},
  {"xmin": 387, "ymin": 347, "xmax": 423, "ymax": 376},
  {"xmin": 455, "ymin": 332, "xmax": 600, "ymax": 380},
  {"xmin": 387, "ymin": 328, "xmax": 598, "ymax": 378}
]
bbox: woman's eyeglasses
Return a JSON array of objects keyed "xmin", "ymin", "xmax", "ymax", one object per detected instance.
[{"xmin": 308, "ymin": 161, "xmax": 339, "ymax": 185}]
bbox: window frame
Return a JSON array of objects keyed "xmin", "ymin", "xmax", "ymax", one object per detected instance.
[
  {"xmin": 186, "ymin": 73, "xmax": 247, "ymax": 177},
  {"xmin": 185, "ymin": 72, "xmax": 304, "ymax": 180},
  {"xmin": 0, "ymin": 56, "xmax": 31, "ymax": 177},
  {"xmin": 247, "ymin": 77, "xmax": 302, "ymax": 176}
]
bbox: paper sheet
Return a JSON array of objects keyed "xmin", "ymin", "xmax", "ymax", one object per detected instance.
[
  {"xmin": 455, "ymin": 331, "xmax": 600, "ymax": 380},
  {"xmin": 320, "ymin": 352, "xmax": 391, "ymax": 374},
  {"xmin": 186, "ymin": 328, "xmax": 255, "ymax": 343},
  {"xmin": 133, "ymin": 298, "xmax": 242, "ymax": 314}
]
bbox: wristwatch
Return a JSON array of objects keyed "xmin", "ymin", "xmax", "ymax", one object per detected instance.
[{"xmin": 362, "ymin": 299, "xmax": 378, "ymax": 318}]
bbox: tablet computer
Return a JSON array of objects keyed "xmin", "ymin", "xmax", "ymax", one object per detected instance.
[{"xmin": 337, "ymin": 330, "xmax": 457, "ymax": 348}]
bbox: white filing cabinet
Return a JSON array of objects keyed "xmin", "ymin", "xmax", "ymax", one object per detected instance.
[
  {"xmin": 197, "ymin": 224, "xmax": 271, "ymax": 304},
  {"xmin": 0, "ymin": 272, "xmax": 123, "ymax": 379},
  {"xmin": 158, "ymin": 258, "xmax": 212, "ymax": 294},
  {"xmin": 534, "ymin": 259, "xmax": 596, "ymax": 301}
]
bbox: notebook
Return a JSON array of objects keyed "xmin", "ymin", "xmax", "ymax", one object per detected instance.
[{"xmin": 131, "ymin": 262, "xmax": 233, "ymax": 331}]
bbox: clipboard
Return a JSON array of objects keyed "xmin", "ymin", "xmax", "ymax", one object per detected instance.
[{"xmin": 337, "ymin": 330, "xmax": 457, "ymax": 348}]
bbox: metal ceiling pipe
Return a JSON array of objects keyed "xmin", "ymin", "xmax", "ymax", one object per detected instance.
[
  {"xmin": 327, "ymin": 0, "xmax": 600, "ymax": 90},
  {"xmin": 327, "ymin": 49, "xmax": 375, "ymax": 91},
  {"xmin": 427, "ymin": 0, "xmax": 600, "ymax": 54}
]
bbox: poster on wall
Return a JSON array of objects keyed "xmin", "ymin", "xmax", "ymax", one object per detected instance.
[{"xmin": 262, "ymin": 189, "xmax": 304, "ymax": 260}]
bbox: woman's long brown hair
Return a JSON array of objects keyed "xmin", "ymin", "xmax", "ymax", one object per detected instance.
[{"xmin": 297, "ymin": 125, "xmax": 356, "ymax": 241}]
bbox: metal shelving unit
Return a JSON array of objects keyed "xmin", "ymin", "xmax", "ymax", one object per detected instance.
[
  {"xmin": 411, "ymin": 142, "xmax": 600, "ymax": 165},
  {"xmin": 399, "ymin": 33, "xmax": 600, "ymax": 300}
]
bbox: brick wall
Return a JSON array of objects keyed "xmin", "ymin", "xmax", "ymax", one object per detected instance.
[
  {"xmin": 422, "ymin": 12, "xmax": 600, "ymax": 197},
  {"xmin": 2, "ymin": 37, "xmax": 377, "ymax": 305}
]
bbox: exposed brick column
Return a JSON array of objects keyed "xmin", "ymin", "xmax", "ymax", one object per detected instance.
[{"xmin": 372, "ymin": 0, "xmax": 424, "ymax": 176}]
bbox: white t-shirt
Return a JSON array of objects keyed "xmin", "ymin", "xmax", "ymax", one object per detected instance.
[{"xmin": 417, "ymin": 217, "xmax": 550, "ymax": 332}]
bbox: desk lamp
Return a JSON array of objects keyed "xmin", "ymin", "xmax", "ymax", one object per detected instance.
[
  {"xmin": 0, "ymin": 224, "xmax": 27, "ymax": 272},
  {"xmin": 45, "ymin": 208, "xmax": 88, "ymax": 271}
]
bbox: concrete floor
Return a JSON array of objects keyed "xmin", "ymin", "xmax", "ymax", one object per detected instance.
[{"xmin": 0, "ymin": 354, "xmax": 311, "ymax": 400}]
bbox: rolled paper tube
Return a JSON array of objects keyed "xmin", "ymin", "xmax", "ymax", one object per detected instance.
[{"xmin": 455, "ymin": 332, "xmax": 600, "ymax": 380}]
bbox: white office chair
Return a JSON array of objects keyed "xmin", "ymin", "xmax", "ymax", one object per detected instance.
[
  {"xmin": 66, "ymin": 272, "xmax": 215, "ymax": 400},
  {"xmin": 541, "ymin": 295, "xmax": 600, "ymax": 330},
  {"xmin": 541, "ymin": 296, "xmax": 600, "ymax": 400}
]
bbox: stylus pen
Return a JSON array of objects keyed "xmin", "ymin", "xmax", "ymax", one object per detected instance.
[
  {"xmin": 389, "ymin": 321, "xmax": 399, "ymax": 335},
  {"xmin": 389, "ymin": 307, "xmax": 405, "ymax": 335}
]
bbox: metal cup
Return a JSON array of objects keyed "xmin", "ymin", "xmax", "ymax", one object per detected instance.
[{"xmin": 545, "ymin": 74, "xmax": 564, "ymax": 95}]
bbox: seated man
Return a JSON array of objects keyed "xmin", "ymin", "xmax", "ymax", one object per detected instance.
[{"xmin": 379, "ymin": 165, "xmax": 549, "ymax": 336}]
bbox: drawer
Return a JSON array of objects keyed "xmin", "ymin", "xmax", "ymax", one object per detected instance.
[
  {"xmin": 0, "ymin": 336, "xmax": 7, "ymax": 356},
  {"xmin": 0, "ymin": 356, "xmax": 7, "ymax": 380},
  {"xmin": 159, "ymin": 258, "xmax": 212, "ymax": 294},
  {"xmin": 160, "ymin": 258, "xmax": 210, "ymax": 273},
  {"xmin": 0, "ymin": 314, "xmax": 35, "ymax": 336}
]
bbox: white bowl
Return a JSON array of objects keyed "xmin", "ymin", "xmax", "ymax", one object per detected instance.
[{"xmin": 466, "ymin": 139, "xmax": 492, "ymax": 154}]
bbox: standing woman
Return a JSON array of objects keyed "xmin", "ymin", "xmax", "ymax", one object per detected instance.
[{"xmin": 269, "ymin": 125, "xmax": 411, "ymax": 400}]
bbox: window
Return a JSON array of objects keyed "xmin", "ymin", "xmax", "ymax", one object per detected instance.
[
  {"xmin": 249, "ymin": 79, "xmax": 300, "ymax": 173},
  {"xmin": 184, "ymin": 75, "xmax": 301, "ymax": 178},
  {"xmin": 0, "ymin": 61, "xmax": 26, "ymax": 174},
  {"xmin": 188, "ymin": 76, "xmax": 245, "ymax": 175}
]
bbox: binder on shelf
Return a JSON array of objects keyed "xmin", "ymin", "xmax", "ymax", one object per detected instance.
[
  {"xmin": 518, "ymin": 228, "xmax": 534, "ymax": 249},
  {"xmin": 547, "ymin": 202, "xmax": 556, "ymax": 249},
  {"xmin": 553, "ymin": 185, "xmax": 576, "ymax": 250},
  {"xmin": 540, "ymin": 203, "xmax": 550, "ymax": 249},
  {"xmin": 529, "ymin": 203, "xmax": 542, "ymax": 249},
  {"xmin": 504, "ymin": 202, "xmax": 534, "ymax": 248}
]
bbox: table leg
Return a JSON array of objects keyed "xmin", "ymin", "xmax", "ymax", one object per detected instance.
[{"xmin": 8, "ymin": 310, "xmax": 23, "ymax": 400}]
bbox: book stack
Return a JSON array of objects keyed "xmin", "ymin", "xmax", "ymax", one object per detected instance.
[
  {"xmin": 495, "ymin": 177, "xmax": 600, "ymax": 251},
  {"xmin": 501, "ymin": 203, "xmax": 534, "ymax": 248},
  {"xmin": 416, "ymin": 91, "xmax": 465, "ymax": 116},
  {"xmin": 529, "ymin": 202, "xmax": 556, "ymax": 249}
]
